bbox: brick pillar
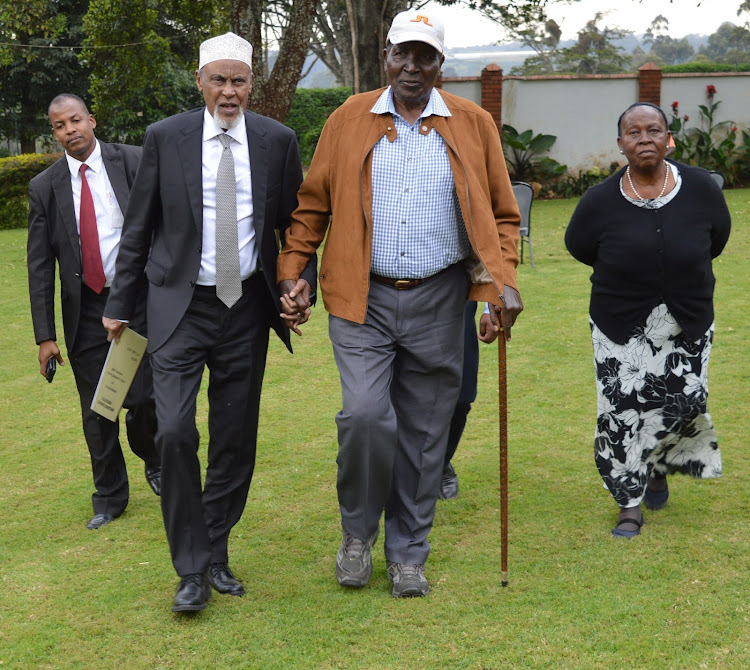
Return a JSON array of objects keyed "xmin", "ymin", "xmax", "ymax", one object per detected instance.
[
  {"xmin": 638, "ymin": 63, "xmax": 662, "ymax": 106},
  {"xmin": 481, "ymin": 64, "xmax": 503, "ymax": 134}
]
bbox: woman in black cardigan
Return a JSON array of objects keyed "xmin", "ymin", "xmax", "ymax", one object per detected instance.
[{"xmin": 565, "ymin": 102, "xmax": 731, "ymax": 538}]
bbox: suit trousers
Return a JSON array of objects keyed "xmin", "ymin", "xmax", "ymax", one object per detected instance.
[
  {"xmin": 445, "ymin": 301, "xmax": 479, "ymax": 466},
  {"xmin": 329, "ymin": 263, "xmax": 467, "ymax": 565},
  {"xmin": 149, "ymin": 273, "xmax": 270, "ymax": 577},
  {"xmin": 68, "ymin": 284, "xmax": 159, "ymax": 516}
]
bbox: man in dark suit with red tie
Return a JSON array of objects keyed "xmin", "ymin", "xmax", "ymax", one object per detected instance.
[
  {"xmin": 27, "ymin": 94, "xmax": 161, "ymax": 531},
  {"xmin": 102, "ymin": 33, "xmax": 317, "ymax": 612}
]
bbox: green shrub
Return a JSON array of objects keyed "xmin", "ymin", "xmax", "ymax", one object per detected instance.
[
  {"xmin": 669, "ymin": 86, "xmax": 750, "ymax": 187},
  {"xmin": 555, "ymin": 162, "xmax": 620, "ymax": 198},
  {"xmin": 663, "ymin": 62, "xmax": 750, "ymax": 73},
  {"xmin": 501, "ymin": 124, "xmax": 567, "ymax": 186},
  {"xmin": 287, "ymin": 87, "xmax": 351, "ymax": 164},
  {"xmin": 0, "ymin": 153, "xmax": 61, "ymax": 230}
]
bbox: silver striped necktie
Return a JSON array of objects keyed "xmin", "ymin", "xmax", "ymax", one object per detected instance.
[{"xmin": 215, "ymin": 132, "xmax": 242, "ymax": 307}]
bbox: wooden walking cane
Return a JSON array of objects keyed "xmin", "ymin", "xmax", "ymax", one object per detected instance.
[{"xmin": 498, "ymin": 328, "xmax": 509, "ymax": 587}]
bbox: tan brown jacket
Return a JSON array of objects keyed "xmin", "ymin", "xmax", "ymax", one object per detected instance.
[{"xmin": 278, "ymin": 87, "xmax": 520, "ymax": 324}]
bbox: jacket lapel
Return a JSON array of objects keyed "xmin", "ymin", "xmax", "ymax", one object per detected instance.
[
  {"xmin": 176, "ymin": 111, "xmax": 205, "ymax": 234},
  {"xmin": 100, "ymin": 142, "xmax": 129, "ymax": 213},
  {"xmin": 50, "ymin": 160, "xmax": 82, "ymax": 264},
  {"xmin": 245, "ymin": 112, "xmax": 268, "ymax": 243}
]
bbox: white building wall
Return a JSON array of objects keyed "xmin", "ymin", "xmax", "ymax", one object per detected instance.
[
  {"xmin": 442, "ymin": 70, "xmax": 750, "ymax": 173},
  {"xmin": 502, "ymin": 76, "xmax": 638, "ymax": 173},
  {"xmin": 661, "ymin": 73, "xmax": 750, "ymax": 135}
]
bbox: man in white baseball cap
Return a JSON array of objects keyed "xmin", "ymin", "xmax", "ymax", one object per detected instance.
[
  {"xmin": 278, "ymin": 9, "xmax": 523, "ymax": 598},
  {"xmin": 386, "ymin": 9, "xmax": 445, "ymax": 53},
  {"xmin": 104, "ymin": 31, "xmax": 317, "ymax": 612}
]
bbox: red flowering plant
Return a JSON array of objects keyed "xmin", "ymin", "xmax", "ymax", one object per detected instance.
[{"xmin": 667, "ymin": 84, "xmax": 749, "ymax": 186}]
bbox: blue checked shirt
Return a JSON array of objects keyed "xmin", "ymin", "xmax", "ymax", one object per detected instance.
[{"xmin": 370, "ymin": 87, "xmax": 471, "ymax": 279}]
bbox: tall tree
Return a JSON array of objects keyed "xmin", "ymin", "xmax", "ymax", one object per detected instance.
[
  {"xmin": 698, "ymin": 21, "xmax": 750, "ymax": 66},
  {"xmin": 83, "ymin": 0, "xmax": 224, "ymax": 144},
  {"xmin": 641, "ymin": 15, "xmax": 694, "ymax": 65},
  {"xmin": 232, "ymin": 0, "xmax": 320, "ymax": 120},
  {"xmin": 0, "ymin": 0, "xmax": 90, "ymax": 153},
  {"xmin": 511, "ymin": 12, "xmax": 630, "ymax": 75},
  {"xmin": 310, "ymin": 0, "xmax": 405, "ymax": 92},
  {"xmin": 309, "ymin": 0, "xmax": 575, "ymax": 92}
]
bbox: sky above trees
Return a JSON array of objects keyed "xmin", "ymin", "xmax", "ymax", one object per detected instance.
[{"xmin": 426, "ymin": 0, "xmax": 746, "ymax": 47}]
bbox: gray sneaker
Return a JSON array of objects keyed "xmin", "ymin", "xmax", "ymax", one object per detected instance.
[
  {"xmin": 386, "ymin": 561, "xmax": 430, "ymax": 597},
  {"xmin": 335, "ymin": 530, "xmax": 378, "ymax": 587}
]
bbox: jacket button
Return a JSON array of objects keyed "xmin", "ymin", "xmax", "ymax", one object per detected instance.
[{"xmin": 189, "ymin": 280, "xmax": 195, "ymax": 287}]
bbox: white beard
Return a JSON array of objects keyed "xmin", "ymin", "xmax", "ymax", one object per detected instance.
[{"xmin": 213, "ymin": 106, "xmax": 242, "ymax": 129}]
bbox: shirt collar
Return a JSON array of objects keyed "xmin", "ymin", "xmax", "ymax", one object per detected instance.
[
  {"xmin": 202, "ymin": 107, "xmax": 247, "ymax": 146},
  {"xmin": 66, "ymin": 139, "xmax": 102, "ymax": 177},
  {"xmin": 370, "ymin": 86, "xmax": 451, "ymax": 121}
]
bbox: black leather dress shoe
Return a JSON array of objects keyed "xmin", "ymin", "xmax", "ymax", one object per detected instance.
[
  {"xmin": 439, "ymin": 463, "xmax": 459, "ymax": 500},
  {"xmin": 172, "ymin": 573, "xmax": 211, "ymax": 612},
  {"xmin": 208, "ymin": 563, "xmax": 246, "ymax": 596},
  {"xmin": 145, "ymin": 465, "xmax": 161, "ymax": 496},
  {"xmin": 86, "ymin": 513, "xmax": 115, "ymax": 530}
]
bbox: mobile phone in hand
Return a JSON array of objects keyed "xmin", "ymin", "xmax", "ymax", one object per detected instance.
[{"xmin": 45, "ymin": 357, "xmax": 56, "ymax": 383}]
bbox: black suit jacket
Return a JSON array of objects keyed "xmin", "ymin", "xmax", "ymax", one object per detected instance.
[
  {"xmin": 28, "ymin": 141, "xmax": 143, "ymax": 350},
  {"xmin": 104, "ymin": 108, "xmax": 316, "ymax": 353}
]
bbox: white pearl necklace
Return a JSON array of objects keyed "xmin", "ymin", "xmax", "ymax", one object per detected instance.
[{"xmin": 626, "ymin": 161, "xmax": 670, "ymax": 200}]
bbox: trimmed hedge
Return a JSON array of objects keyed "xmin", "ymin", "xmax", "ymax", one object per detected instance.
[
  {"xmin": 287, "ymin": 87, "xmax": 351, "ymax": 165},
  {"xmin": 0, "ymin": 153, "xmax": 62, "ymax": 230},
  {"xmin": 2, "ymin": 88, "xmax": 353, "ymax": 229},
  {"xmin": 663, "ymin": 62, "xmax": 750, "ymax": 73}
]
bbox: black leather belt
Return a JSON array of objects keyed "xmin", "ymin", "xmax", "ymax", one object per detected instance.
[
  {"xmin": 193, "ymin": 271, "xmax": 262, "ymax": 296},
  {"xmin": 370, "ymin": 266, "xmax": 450, "ymax": 290}
]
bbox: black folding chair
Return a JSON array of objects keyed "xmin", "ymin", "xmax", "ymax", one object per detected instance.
[{"xmin": 512, "ymin": 181, "xmax": 534, "ymax": 267}]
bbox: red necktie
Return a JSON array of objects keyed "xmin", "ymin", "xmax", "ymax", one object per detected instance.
[{"xmin": 79, "ymin": 164, "xmax": 106, "ymax": 294}]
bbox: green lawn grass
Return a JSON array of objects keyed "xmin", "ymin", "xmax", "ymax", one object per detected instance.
[{"xmin": 1, "ymin": 191, "xmax": 749, "ymax": 669}]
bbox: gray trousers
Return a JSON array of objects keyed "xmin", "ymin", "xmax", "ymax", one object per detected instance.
[{"xmin": 329, "ymin": 263, "xmax": 467, "ymax": 565}]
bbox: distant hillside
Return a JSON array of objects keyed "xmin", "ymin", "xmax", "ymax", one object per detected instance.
[{"xmin": 295, "ymin": 31, "xmax": 715, "ymax": 87}]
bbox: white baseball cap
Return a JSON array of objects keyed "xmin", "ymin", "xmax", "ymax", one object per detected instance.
[
  {"xmin": 386, "ymin": 10, "xmax": 445, "ymax": 54},
  {"xmin": 198, "ymin": 32, "xmax": 253, "ymax": 70}
]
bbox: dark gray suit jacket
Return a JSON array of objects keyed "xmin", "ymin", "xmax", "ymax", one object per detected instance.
[
  {"xmin": 104, "ymin": 107, "xmax": 316, "ymax": 353},
  {"xmin": 28, "ymin": 141, "xmax": 143, "ymax": 350}
]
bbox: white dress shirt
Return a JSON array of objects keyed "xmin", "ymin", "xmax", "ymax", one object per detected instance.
[
  {"xmin": 64, "ymin": 140, "xmax": 124, "ymax": 287},
  {"xmin": 198, "ymin": 107, "xmax": 256, "ymax": 285}
]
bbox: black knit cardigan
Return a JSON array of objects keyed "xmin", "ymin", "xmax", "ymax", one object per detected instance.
[{"xmin": 565, "ymin": 161, "xmax": 731, "ymax": 344}]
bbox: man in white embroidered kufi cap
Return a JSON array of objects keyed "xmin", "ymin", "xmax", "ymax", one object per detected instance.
[
  {"xmin": 198, "ymin": 31, "xmax": 253, "ymax": 70},
  {"xmin": 196, "ymin": 32, "xmax": 254, "ymax": 129},
  {"xmin": 103, "ymin": 30, "xmax": 317, "ymax": 613}
]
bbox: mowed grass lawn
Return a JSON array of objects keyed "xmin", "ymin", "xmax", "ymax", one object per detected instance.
[{"xmin": 1, "ymin": 190, "xmax": 749, "ymax": 670}]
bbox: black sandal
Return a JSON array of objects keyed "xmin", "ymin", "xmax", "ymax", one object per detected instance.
[
  {"xmin": 611, "ymin": 513, "xmax": 645, "ymax": 539},
  {"xmin": 644, "ymin": 477, "xmax": 669, "ymax": 511}
]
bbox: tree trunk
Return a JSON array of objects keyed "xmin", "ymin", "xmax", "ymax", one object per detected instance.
[
  {"xmin": 20, "ymin": 92, "xmax": 39, "ymax": 154},
  {"xmin": 345, "ymin": 0, "xmax": 360, "ymax": 93},
  {"xmin": 353, "ymin": 0, "xmax": 407, "ymax": 92},
  {"xmin": 232, "ymin": 0, "xmax": 319, "ymax": 123}
]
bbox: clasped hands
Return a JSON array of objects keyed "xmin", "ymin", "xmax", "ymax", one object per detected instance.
[{"xmin": 278, "ymin": 279, "xmax": 312, "ymax": 336}]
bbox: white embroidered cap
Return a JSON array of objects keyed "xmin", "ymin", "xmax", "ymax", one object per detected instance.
[
  {"xmin": 386, "ymin": 10, "xmax": 445, "ymax": 54},
  {"xmin": 198, "ymin": 32, "xmax": 253, "ymax": 70}
]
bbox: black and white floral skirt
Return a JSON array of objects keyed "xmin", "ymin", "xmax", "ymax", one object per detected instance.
[{"xmin": 591, "ymin": 304, "xmax": 721, "ymax": 508}]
